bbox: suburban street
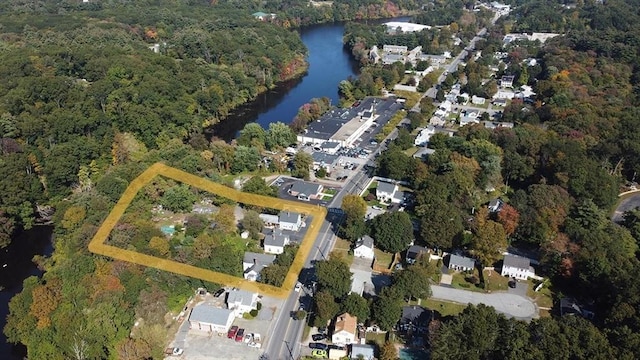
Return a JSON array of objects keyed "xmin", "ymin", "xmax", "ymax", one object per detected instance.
[{"xmin": 262, "ymin": 16, "xmax": 500, "ymax": 360}]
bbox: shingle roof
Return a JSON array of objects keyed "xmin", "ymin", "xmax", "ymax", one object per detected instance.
[
  {"xmin": 243, "ymin": 252, "xmax": 276, "ymax": 266},
  {"xmin": 189, "ymin": 304, "xmax": 233, "ymax": 326},
  {"xmin": 264, "ymin": 233, "xmax": 288, "ymax": 247},
  {"xmin": 377, "ymin": 181, "xmax": 397, "ymax": 194},
  {"xmin": 449, "ymin": 254, "xmax": 475, "ymax": 269},
  {"xmin": 334, "ymin": 313, "xmax": 357, "ymax": 335},
  {"xmin": 407, "ymin": 245, "xmax": 428, "ymax": 259},
  {"xmin": 279, "ymin": 211, "xmax": 301, "ymax": 224},
  {"xmin": 400, "ymin": 305, "xmax": 431, "ymax": 325},
  {"xmin": 290, "ymin": 181, "xmax": 322, "ymax": 196},
  {"xmin": 312, "ymin": 151, "xmax": 339, "ymax": 165},
  {"xmin": 503, "ymin": 254, "xmax": 530, "ymax": 270},
  {"xmin": 355, "ymin": 235, "xmax": 374, "ymax": 249},
  {"xmin": 227, "ymin": 289, "xmax": 255, "ymax": 307}
]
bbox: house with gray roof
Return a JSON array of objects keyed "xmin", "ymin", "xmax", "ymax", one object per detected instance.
[
  {"xmin": 264, "ymin": 230, "xmax": 290, "ymax": 254},
  {"xmin": 501, "ymin": 254, "xmax": 535, "ymax": 280},
  {"xmin": 226, "ymin": 288, "xmax": 258, "ymax": 317},
  {"xmin": 400, "ymin": 305, "xmax": 432, "ymax": 329},
  {"xmin": 320, "ymin": 141, "xmax": 341, "ymax": 155},
  {"xmin": 376, "ymin": 180, "xmax": 398, "ymax": 203},
  {"xmin": 279, "ymin": 211, "xmax": 303, "ymax": 231},
  {"xmin": 242, "ymin": 252, "xmax": 276, "ymax": 282},
  {"xmin": 312, "ymin": 151, "xmax": 340, "ymax": 173},
  {"xmin": 189, "ymin": 304, "xmax": 234, "ymax": 333},
  {"xmin": 406, "ymin": 245, "xmax": 428, "ymax": 264},
  {"xmin": 448, "ymin": 254, "xmax": 475, "ymax": 272},
  {"xmin": 288, "ymin": 181, "xmax": 323, "ymax": 201},
  {"xmin": 353, "ymin": 235, "xmax": 375, "ymax": 260}
]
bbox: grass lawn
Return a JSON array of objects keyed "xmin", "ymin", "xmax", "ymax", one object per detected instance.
[
  {"xmin": 483, "ymin": 269, "xmax": 511, "ymax": 292},
  {"xmin": 404, "ymin": 147, "xmax": 419, "ymax": 157},
  {"xmin": 374, "ymin": 248, "xmax": 394, "ymax": 269},
  {"xmin": 450, "ymin": 271, "xmax": 484, "ymax": 292},
  {"xmin": 331, "ymin": 238, "xmax": 353, "ymax": 263},
  {"xmin": 321, "ymin": 195, "xmax": 333, "ymax": 200},
  {"xmin": 365, "ymin": 332, "xmax": 387, "ymax": 347},
  {"xmin": 324, "ymin": 188, "xmax": 338, "ymax": 195},
  {"xmin": 423, "ymin": 298, "xmax": 466, "ymax": 317},
  {"xmin": 527, "ymin": 280, "xmax": 554, "ymax": 316}
]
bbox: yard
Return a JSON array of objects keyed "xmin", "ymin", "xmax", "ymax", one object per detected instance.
[
  {"xmin": 450, "ymin": 270, "xmax": 484, "ymax": 292},
  {"xmin": 422, "ymin": 298, "xmax": 466, "ymax": 317},
  {"xmin": 365, "ymin": 332, "xmax": 388, "ymax": 347},
  {"xmin": 482, "ymin": 269, "xmax": 511, "ymax": 292},
  {"xmin": 373, "ymin": 248, "xmax": 395, "ymax": 272},
  {"xmin": 527, "ymin": 280, "xmax": 554, "ymax": 317},
  {"xmin": 331, "ymin": 238, "xmax": 353, "ymax": 263}
]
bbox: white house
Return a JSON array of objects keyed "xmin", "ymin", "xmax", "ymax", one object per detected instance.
[
  {"xmin": 264, "ymin": 230, "xmax": 290, "ymax": 254},
  {"xmin": 414, "ymin": 126, "xmax": 436, "ymax": 146},
  {"xmin": 353, "ymin": 235, "xmax": 375, "ymax": 260},
  {"xmin": 189, "ymin": 304, "xmax": 234, "ymax": 334},
  {"xmin": 259, "ymin": 213, "xmax": 279, "ymax": 228},
  {"xmin": 500, "ymin": 75, "xmax": 515, "ymax": 88},
  {"xmin": 332, "ymin": 313, "xmax": 357, "ymax": 345},
  {"xmin": 376, "ymin": 181, "xmax": 398, "ymax": 203},
  {"xmin": 494, "ymin": 89, "xmax": 515, "ymax": 100},
  {"xmin": 289, "ymin": 181, "xmax": 323, "ymax": 201},
  {"xmin": 501, "ymin": 254, "xmax": 535, "ymax": 280},
  {"xmin": 448, "ymin": 254, "xmax": 475, "ymax": 272},
  {"xmin": 279, "ymin": 211, "xmax": 303, "ymax": 231},
  {"xmin": 226, "ymin": 289, "xmax": 258, "ymax": 317},
  {"xmin": 243, "ymin": 252, "xmax": 276, "ymax": 281},
  {"xmin": 472, "ymin": 95, "xmax": 486, "ymax": 105},
  {"xmin": 460, "ymin": 112, "xmax": 480, "ymax": 127}
]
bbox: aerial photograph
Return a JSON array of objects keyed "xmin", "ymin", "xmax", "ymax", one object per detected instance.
[{"xmin": 0, "ymin": 0, "xmax": 639, "ymax": 359}]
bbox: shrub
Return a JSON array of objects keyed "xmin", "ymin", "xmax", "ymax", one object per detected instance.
[
  {"xmin": 243, "ymin": 312, "xmax": 254, "ymax": 320},
  {"xmin": 250, "ymin": 309, "xmax": 259, "ymax": 317}
]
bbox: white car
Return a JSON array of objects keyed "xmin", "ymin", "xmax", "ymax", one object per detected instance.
[
  {"xmin": 372, "ymin": 206, "xmax": 382, "ymax": 210},
  {"xmin": 172, "ymin": 348, "xmax": 184, "ymax": 356},
  {"xmin": 294, "ymin": 282, "xmax": 302, "ymax": 292},
  {"xmin": 248, "ymin": 342, "xmax": 262, "ymax": 349},
  {"xmin": 243, "ymin": 333, "xmax": 253, "ymax": 343}
]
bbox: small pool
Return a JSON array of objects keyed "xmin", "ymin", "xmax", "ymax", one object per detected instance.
[
  {"xmin": 160, "ymin": 225, "xmax": 175, "ymax": 236},
  {"xmin": 399, "ymin": 348, "xmax": 429, "ymax": 360}
]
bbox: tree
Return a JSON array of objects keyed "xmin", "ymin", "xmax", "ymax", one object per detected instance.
[
  {"xmin": 292, "ymin": 151, "xmax": 313, "ymax": 179},
  {"xmin": 371, "ymin": 287, "xmax": 402, "ymax": 331},
  {"xmin": 0, "ymin": 211, "xmax": 15, "ymax": 248},
  {"xmin": 240, "ymin": 210, "xmax": 264, "ymax": 240},
  {"xmin": 470, "ymin": 208, "xmax": 507, "ymax": 266},
  {"xmin": 242, "ymin": 176, "xmax": 276, "ymax": 197},
  {"xmin": 260, "ymin": 264, "xmax": 288, "ymax": 287},
  {"xmin": 341, "ymin": 293, "xmax": 370, "ymax": 321},
  {"xmin": 148, "ymin": 236, "xmax": 170, "ymax": 257},
  {"xmin": 266, "ymin": 122, "xmax": 296, "ymax": 149},
  {"xmin": 380, "ymin": 342, "xmax": 399, "ymax": 360},
  {"xmin": 315, "ymin": 257, "xmax": 352, "ymax": 299},
  {"xmin": 342, "ymin": 194, "xmax": 367, "ymax": 222},
  {"xmin": 159, "ymin": 184, "xmax": 196, "ymax": 212},
  {"xmin": 215, "ymin": 204, "xmax": 237, "ymax": 234},
  {"xmin": 370, "ymin": 211, "xmax": 414, "ymax": 253},
  {"xmin": 497, "ymin": 203, "xmax": 520, "ymax": 237},
  {"xmin": 237, "ymin": 123, "xmax": 266, "ymax": 149},
  {"xmin": 231, "ymin": 146, "xmax": 260, "ymax": 173},
  {"xmin": 392, "ymin": 265, "xmax": 433, "ymax": 301},
  {"xmin": 313, "ymin": 290, "xmax": 340, "ymax": 327}
]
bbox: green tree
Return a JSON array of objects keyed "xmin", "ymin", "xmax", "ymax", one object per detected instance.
[
  {"xmin": 392, "ymin": 265, "xmax": 433, "ymax": 301},
  {"xmin": 313, "ymin": 290, "xmax": 340, "ymax": 327},
  {"xmin": 292, "ymin": 151, "xmax": 313, "ymax": 179},
  {"xmin": 341, "ymin": 293, "xmax": 370, "ymax": 321},
  {"xmin": 242, "ymin": 176, "xmax": 276, "ymax": 197},
  {"xmin": 237, "ymin": 123, "xmax": 266, "ymax": 149},
  {"xmin": 159, "ymin": 184, "xmax": 196, "ymax": 212},
  {"xmin": 470, "ymin": 209, "xmax": 507, "ymax": 266},
  {"xmin": 340, "ymin": 194, "xmax": 368, "ymax": 242},
  {"xmin": 371, "ymin": 287, "xmax": 402, "ymax": 331},
  {"xmin": 315, "ymin": 257, "xmax": 352, "ymax": 299},
  {"xmin": 260, "ymin": 264, "xmax": 288, "ymax": 287},
  {"xmin": 231, "ymin": 146, "xmax": 260, "ymax": 173},
  {"xmin": 380, "ymin": 341, "xmax": 399, "ymax": 360},
  {"xmin": 240, "ymin": 210, "xmax": 264, "ymax": 240},
  {"xmin": 370, "ymin": 211, "xmax": 414, "ymax": 253},
  {"xmin": 266, "ymin": 122, "xmax": 296, "ymax": 150}
]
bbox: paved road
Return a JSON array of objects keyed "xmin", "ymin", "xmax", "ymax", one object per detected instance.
[
  {"xmin": 431, "ymin": 285, "xmax": 538, "ymax": 321},
  {"xmin": 611, "ymin": 192, "xmax": 640, "ymax": 223}
]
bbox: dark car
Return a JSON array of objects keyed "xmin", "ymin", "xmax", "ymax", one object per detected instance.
[
  {"xmin": 328, "ymin": 344, "xmax": 345, "ymax": 350},
  {"xmin": 213, "ymin": 288, "xmax": 226, "ymax": 297},
  {"xmin": 309, "ymin": 342, "xmax": 328, "ymax": 350},
  {"xmin": 508, "ymin": 280, "xmax": 517, "ymax": 289},
  {"xmin": 235, "ymin": 328, "xmax": 245, "ymax": 342},
  {"xmin": 317, "ymin": 327, "xmax": 327, "ymax": 334},
  {"xmin": 227, "ymin": 326, "xmax": 238, "ymax": 339},
  {"xmin": 312, "ymin": 334, "xmax": 326, "ymax": 341}
]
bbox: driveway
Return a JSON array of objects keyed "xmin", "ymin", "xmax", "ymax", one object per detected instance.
[
  {"xmin": 350, "ymin": 257, "xmax": 375, "ymax": 296},
  {"xmin": 611, "ymin": 192, "xmax": 640, "ymax": 223},
  {"xmin": 431, "ymin": 285, "xmax": 538, "ymax": 320}
]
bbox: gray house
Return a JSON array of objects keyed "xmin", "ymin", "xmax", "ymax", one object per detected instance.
[
  {"xmin": 242, "ymin": 252, "xmax": 276, "ymax": 281},
  {"xmin": 448, "ymin": 254, "xmax": 475, "ymax": 272}
]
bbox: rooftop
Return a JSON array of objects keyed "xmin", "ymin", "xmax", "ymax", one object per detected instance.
[
  {"xmin": 400, "ymin": 305, "xmax": 432, "ymax": 325},
  {"xmin": 279, "ymin": 211, "xmax": 301, "ymax": 224},
  {"xmin": 290, "ymin": 181, "xmax": 322, "ymax": 196},
  {"xmin": 449, "ymin": 254, "xmax": 475, "ymax": 269},
  {"xmin": 312, "ymin": 151, "xmax": 339, "ymax": 164},
  {"xmin": 226, "ymin": 288, "xmax": 256, "ymax": 307},
  {"xmin": 503, "ymin": 254, "xmax": 530, "ymax": 270},
  {"xmin": 334, "ymin": 312, "xmax": 358, "ymax": 334},
  {"xmin": 407, "ymin": 245, "xmax": 428, "ymax": 259},
  {"xmin": 377, "ymin": 181, "xmax": 397, "ymax": 194},
  {"xmin": 355, "ymin": 235, "xmax": 374, "ymax": 249},
  {"xmin": 264, "ymin": 233, "xmax": 288, "ymax": 247},
  {"xmin": 189, "ymin": 304, "xmax": 233, "ymax": 326}
]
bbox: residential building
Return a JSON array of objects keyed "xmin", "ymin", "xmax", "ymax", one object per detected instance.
[
  {"xmin": 242, "ymin": 252, "xmax": 276, "ymax": 281},
  {"xmin": 252, "ymin": 11, "xmax": 276, "ymax": 21},
  {"xmin": 189, "ymin": 304, "xmax": 234, "ymax": 333},
  {"xmin": 460, "ymin": 112, "xmax": 480, "ymax": 127},
  {"xmin": 500, "ymin": 75, "xmax": 515, "ymax": 88},
  {"xmin": 471, "ymin": 95, "xmax": 486, "ymax": 105},
  {"xmin": 406, "ymin": 245, "xmax": 428, "ymax": 264},
  {"xmin": 350, "ymin": 344, "xmax": 375, "ymax": 360},
  {"xmin": 320, "ymin": 141, "xmax": 341, "ymax": 155},
  {"xmin": 492, "ymin": 98, "xmax": 507, "ymax": 107},
  {"xmin": 288, "ymin": 181, "xmax": 323, "ymax": 201},
  {"xmin": 353, "ymin": 235, "xmax": 375, "ymax": 260},
  {"xmin": 279, "ymin": 211, "xmax": 303, "ymax": 231},
  {"xmin": 382, "ymin": 45, "xmax": 408, "ymax": 54},
  {"xmin": 560, "ymin": 298, "xmax": 595, "ymax": 319},
  {"xmin": 226, "ymin": 289, "xmax": 258, "ymax": 317},
  {"xmin": 329, "ymin": 348, "xmax": 348, "ymax": 359},
  {"xmin": 494, "ymin": 89, "xmax": 515, "ymax": 99},
  {"xmin": 488, "ymin": 198, "xmax": 503, "ymax": 212},
  {"xmin": 332, "ymin": 313, "xmax": 358, "ymax": 345},
  {"xmin": 448, "ymin": 254, "xmax": 475, "ymax": 272},
  {"xmin": 501, "ymin": 254, "xmax": 535, "ymax": 280},
  {"xmin": 399, "ymin": 305, "xmax": 432, "ymax": 330},
  {"xmin": 376, "ymin": 181, "xmax": 398, "ymax": 203},
  {"xmin": 312, "ymin": 151, "xmax": 340, "ymax": 173},
  {"xmin": 259, "ymin": 213, "xmax": 279, "ymax": 227},
  {"xmin": 264, "ymin": 230, "xmax": 290, "ymax": 254},
  {"xmin": 483, "ymin": 121, "xmax": 514, "ymax": 130}
]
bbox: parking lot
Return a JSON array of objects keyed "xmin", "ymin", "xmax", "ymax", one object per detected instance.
[{"xmin": 168, "ymin": 293, "xmax": 283, "ymax": 359}]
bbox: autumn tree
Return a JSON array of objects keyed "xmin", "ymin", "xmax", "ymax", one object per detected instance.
[
  {"xmin": 215, "ymin": 204, "xmax": 237, "ymax": 234},
  {"xmin": 148, "ymin": 236, "xmax": 170, "ymax": 257},
  {"xmin": 292, "ymin": 151, "xmax": 313, "ymax": 179},
  {"xmin": 340, "ymin": 194, "xmax": 368, "ymax": 242},
  {"xmin": 470, "ymin": 208, "xmax": 507, "ymax": 266},
  {"xmin": 496, "ymin": 203, "xmax": 520, "ymax": 237},
  {"xmin": 380, "ymin": 341, "xmax": 399, "ymax": 360}
]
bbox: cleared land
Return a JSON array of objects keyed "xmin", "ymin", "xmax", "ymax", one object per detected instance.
[{"xmin": 88, "ymin": 162, "xmax": 326, "ymax": 298}]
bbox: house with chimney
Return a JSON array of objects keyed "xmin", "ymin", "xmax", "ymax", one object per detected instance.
[
  {"xmin": 279, "ymin": 211, "xmax": 303, "ymax": 231},
  {"xmin": 242, "ymin": 252, "xmax": 276, "ymax": 281},
  {"xmin": 331, "ymin": 313, "xmax": 358, "ymax": 345}
]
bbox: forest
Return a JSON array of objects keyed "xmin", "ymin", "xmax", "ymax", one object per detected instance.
[{"xmin": 4, "ymin": 0, "xmax": 640, "ymax": 359}]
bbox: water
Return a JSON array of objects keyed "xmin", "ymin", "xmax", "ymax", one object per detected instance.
[
  {"xmin": 210, "ymin": 22, "xmax": 360, "ymax": 141},
  {"xmin": 0, "ymin": 227, "xmax": 54, "ymax": 360}
]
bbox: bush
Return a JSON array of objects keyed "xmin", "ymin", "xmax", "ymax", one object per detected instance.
[
  {"xmin": 243, "ymin": 312, "xmax": 254, "ymax": 320},
  {"xmin": 250, "ymin": 309, "xmax": 259, "ymax": 317}
]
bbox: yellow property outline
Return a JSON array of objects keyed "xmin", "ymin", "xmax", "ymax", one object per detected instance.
[{"xmin": 88, "ymin": 163, "xmax": 327, "ymax": 298}]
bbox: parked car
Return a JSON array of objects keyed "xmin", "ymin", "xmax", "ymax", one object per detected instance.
[
  {"xmin": 309, "ymin": 342, "xmax": 328, "ymax": 350},
  {"xmin": 317, "ymin": 327, "xmax": 327, "ymax": 334},
  {"xmin": 213, "ymin": 288, "xmax": 226, "ymax": 297},
  {"xmin": 248, "ymin": 341, "xmax": 262, "ymax": 348},
  {"xmin": 311, "ymin": 349, "xmax": 328, "ymax": 358},
  {"xmin": 294, "ymin": 282, "xmax": 302, "ymax": 292},
  {"xmin": 235, "ymin": 328, "xmax": 245, "ymax": 342},
  {"xmin": 243, "ymin": 333, "xmax": 253, "ymax": 343},
  {"xmin": 164, "ymin": 347, "xmax": 184, "ymax": 356},
  {"xmin": 227, "ymin": 326, "xmax": 239, "ymax": 339},
  {"xmin": 312, "ymin": 333, "xmax": 326, "ymax": 341}
]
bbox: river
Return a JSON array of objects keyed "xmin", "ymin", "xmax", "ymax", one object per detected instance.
[
  {"xmin": 0, "ymin": 226, "xmax": 53, "ymax": 359},
  {"xmin": 211, "ymin": 16, "xmax": 411, "ymax": 141}
]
